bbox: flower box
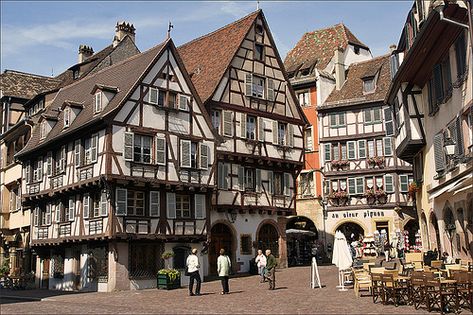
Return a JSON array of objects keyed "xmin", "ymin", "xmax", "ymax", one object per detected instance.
[{"xmin": 157, "ymin": 272, "xmax": 181, "ymax": 290}]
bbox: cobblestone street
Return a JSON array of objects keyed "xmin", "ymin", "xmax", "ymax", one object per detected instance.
[{"xmin": 1, "ymin": 266, "xmax": 433, "ymax": 314}]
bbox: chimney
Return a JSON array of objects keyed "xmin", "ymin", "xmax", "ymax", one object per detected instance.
[
  {"xmin": 389, "ymin": 44, "xmax": 397, "ymax": 53},
  {"xmin": 334, "ymin": 48, "xmax": 345, "ymax": 90},
  {"xmin": 78, "ymin": 45, "xmax": 94, "ymax": 63},
  {"xmin": 113, "ymin": 21, "xmax": 136, "ymax": 47}
]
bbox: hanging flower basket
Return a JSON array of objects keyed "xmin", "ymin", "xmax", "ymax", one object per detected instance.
[
  {"xmin": 367, "ymin": 157, "xmax": 385, "ymax": 168},
  {"xmin": 364, "ymin": 189, "xmax": 376, "ymax": 205},
  {"xmin": 375, "ymin": 190, "xmax": 387, "ymax": 204},
  {"xmin": 328, "ymin": 191, "xmax": 349, "ymax": 207},
  {"xmin": 408, "ymin": 182, "xmax": 419, "ymax": 200},
  {"xmin": 331, "ymin": 160, "xmax": 349, "ymax": 170}
]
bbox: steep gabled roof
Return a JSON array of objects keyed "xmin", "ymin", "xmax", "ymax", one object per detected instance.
[
  {"xmin": 18, "ymin": 40, "xmax": 168, "ymax": 157},
  {"xmin": 0, "ymin": 70, "xmax": 62, "ymax": 99},
  {"xmin": 284, "ymin": 23, "xmax": 369, "ymax": 73},
  {"xmin": 323, "ymin": 54, "xmax": 391, "ymax": 107},
  {"xmin": 178, "ymin": 10, "xmax": 260, "ymax": 103}
]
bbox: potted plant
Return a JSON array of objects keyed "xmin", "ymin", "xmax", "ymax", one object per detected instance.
[
  {"xmin": 367, "ymin": 157, "xmax": 385, "ymax": 168},
  {"xmin": 331, "ymin": 160, "xmax": 349, "ymax": 171},
  {"xmin": 364, "ymin": 188, "xmax": 376, "ymax": 205},
  {"xmin": 328, "ymin": 191, "xmax": 349, "ymax": 206},
  {"xmin": 157, "ymin": 251, "xmax": 181, "ymax": 290},
  {"xmin": 375, "ymin": 189, "xmax": 387, "ymax": 204},
  {"xmin": 408, "ymin": 181, "xmax": 419, "ymax": 200}
]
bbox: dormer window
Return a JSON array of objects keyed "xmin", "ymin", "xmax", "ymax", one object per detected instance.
[
  {"xmin": 64, "ymin": 107, "xmax": 71, "ymax": 128},
  {"xmin": 94, "ymin": 92, "xmax": 102, "ymax": 113},
  {"xmin": 363, "ymin": 77, "xmax": 376, "ymax": 93},
  {"xmin": 73, "ymin": 70, "xmax": 79, "ymax": 80},
  {"xmin": 40, "ymin": 121, "xmax": 48, "ymax": 139}
]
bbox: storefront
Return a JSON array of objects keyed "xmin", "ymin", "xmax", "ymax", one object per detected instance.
[{"xmin": 286, "ymin": 216, "xmax": 318, "ymax": 266}]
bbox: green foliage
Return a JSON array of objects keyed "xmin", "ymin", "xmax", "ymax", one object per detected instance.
[
  {"xmin": 158, "ymin": 268, "xmax": 180, "ymax": 282},
  {"xmin": 161, "ymin": 251, "xmax": 175, "ymax": 260},
  {"xmin": 0, "ymin": 258, "xmax": 10, "ymax": 276}
]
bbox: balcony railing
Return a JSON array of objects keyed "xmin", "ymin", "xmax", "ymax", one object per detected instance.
[
  {"xmin": 89, "ymin": 218, "xmax": 103, "ymax": 235},
  {"xmin": 50, "ymin": 174, "xmax": 64, "ymax": 189},
  {"xmin": 124, "ymin": 218, "xmax": 150, "ymax": 234},
  {"xmin": 58, "ymin": 222, "xmax": 71, "ymax": 237},
  {"xmin": 37, "ymin": 226, "xmax": 49, "ymax": 239},
  {"xmin": 77, "ymin": 165, "xmax": 94, "ymax": 181}
]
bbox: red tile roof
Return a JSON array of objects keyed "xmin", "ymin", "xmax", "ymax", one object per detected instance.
[
  {"xmin": 0, "ymin": 70, "xmax": 62, "ymax": 99},
  {"xmin": 178, "ymin": 10, "xmax": 260, "ymax": 103},
  {"xmin": 284, "ymin": 23, "xmax": 369, "ymax": 73},
  {"xmin": 323, "ymin": 54, "xmax": 391, "ymax": 107}
]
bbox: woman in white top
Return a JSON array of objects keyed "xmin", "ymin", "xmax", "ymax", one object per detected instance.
[{"xmin": 255, "ymin": 249, "xmax": 267, "ymax": 283}]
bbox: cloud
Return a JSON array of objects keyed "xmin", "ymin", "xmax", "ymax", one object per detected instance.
[{"xmin": 219, "ymin": 1, "xmax": 255, "ymax": 18}]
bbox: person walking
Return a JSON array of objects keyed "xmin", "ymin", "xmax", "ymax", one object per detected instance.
[
  {"xmin": 265, "ymin": 249, "xmax": 277, "ymax": 290},
  {"xmin": 255, "ymin": 249, "xmax": 267, "ymax": 283},
  {"xmin": 217, "ymin": 248, "xmax": 231, "ymax": 294},
  {"xmin": 186, "ymin": 248, "xmax": 201, "ymax": 296}
]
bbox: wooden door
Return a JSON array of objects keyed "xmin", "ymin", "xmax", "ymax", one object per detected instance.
[
  {"xmin": 209, "ymin": 223, "xmax": 233, "ymax": 275},
  {"xmin": 41, "ymin": 259, "xmax": 50, "ymax": 289}
]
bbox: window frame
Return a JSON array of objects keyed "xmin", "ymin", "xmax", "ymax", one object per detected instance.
[
  {"xmin": 175, "ymin": 194, "xmax": 191, "ymax": 219},
  {"xmin": 133, "ymin": 134, "xmax": 152, "ymax": 164}
]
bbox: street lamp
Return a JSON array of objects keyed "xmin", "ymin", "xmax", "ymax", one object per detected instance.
[{"xmin": 444, "ymin": 138, "xmax": 456, "ymax": 156}]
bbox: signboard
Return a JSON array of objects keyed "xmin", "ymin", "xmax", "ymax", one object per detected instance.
[{"xmin": 310, "ymin": 257, "xmax": 322, "ymax": 289}]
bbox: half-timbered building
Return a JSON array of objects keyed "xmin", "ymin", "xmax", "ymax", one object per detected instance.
[
  {"xmin": 318, "ymin": 52, "xmax": 415, "ymax": 248},
  {"xmin": 387, "ymin": 0, "xmax": 472, "ymax": 259},
  {"xmin": 179, "ymin": 10, "xmax": 307, "ymax": 270},
  {"xmin": 16, "ymin": 38, "xmax": 217, "ymax": 291}
]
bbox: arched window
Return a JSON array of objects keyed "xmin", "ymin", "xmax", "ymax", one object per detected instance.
[{"xmin": 258, "ymin": 224, "xmax": 279, "ymax": 257}]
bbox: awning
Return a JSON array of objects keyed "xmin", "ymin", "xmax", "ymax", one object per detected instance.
[
  {"xmin": 286, "ymin": 229, "xmax": 316, "ymax": 236},
  {"xmin": 429, "ymin": 174, "xmax": 472, "ymax": 200},
  {"xmin": 451, "ymin": 174, "xmax": 473, "ymax": 195}
]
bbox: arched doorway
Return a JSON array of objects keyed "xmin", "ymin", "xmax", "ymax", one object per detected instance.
[
  {"xmin": 286, "ymin": 216, "xmax": 318, "ymax": 266},
  {"xmin": 444, "ymin": 207, "xmax": 456, "ymax": 256},
  {"xmin": 257, "ymin": 224, "xmax": 279, "ymax": 257},
  {"xmin": 429, "ymin": 212, "xmax": 442, "ymax": 253},
  {"xmin": 209, "ymin": 223, "xmax": 234, "ymax": 276},
  {"xmin": 336, "ymin": 222, "xmax": 365, "ymax": 243},
  {"xmin": 404, "ymin": 219, "xmax": 420, "ymax": 250},
  {"xmin": 421, "ymin": 213, "xmax": 429, "ymax": 250}
]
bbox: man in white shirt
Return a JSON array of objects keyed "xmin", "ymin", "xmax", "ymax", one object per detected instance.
[{"xmin": 186, "ymin": 248, "xmax": 201, "ymax": 296}]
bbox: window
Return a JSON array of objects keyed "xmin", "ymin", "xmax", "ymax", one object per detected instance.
[
  {"xmin": 32, "ymin": 157, "xmax": 43, "ymax": 182},
  {"xmin": 340, "ymin": 143, "xmax": 347, "ymax": 160},
  {"xmin": 155, "ymin": 136, "xmax": 166, "ymax": 165},
  {"xmin": 364, "ymin": 108, "xmax": 381, "ymax": 124},
  {"xmin": 84, "ymin": 134, "xmax": 98, "ymax": 165},
  {"xmin": 240, "ymin": 235, "xmax": 253, "ymax": 255},
  {"xmin": 255, "ymin": 44, "xmax": 264, "ymax": 61},
  {"xmin": 376, "ymin": 139, "xmax": 383, "ymax": 157},
  {"xmin": 218, "ymin": 162, "xmax": 230, "ymax": 189},
  {"xmin": 64, "ymin": 107, "xmax": 71, "ymax": 128},
  {"xmin": 149, "ymin": 87, "xmax": 158, "ymax": 105},
  {"xmin": 324, "ymin": 143, "xmax": 331, "ymax": 162},
  {"xmin": 212, "ymin": 110, "xmax": 221, "ymax": 134},
  {"xmin": 176, "ymin": 194, "xmax": 190, "ymax": 218},
  {"xmin": 329, "ymin": 113, "xmax": 345, "ymax": 128},
  {"xmin": 246, "ymin": 115, "xmax": 256, "ymax": 140},
  {"xmin": 278, "ymin": 123, "xmax": 286, "ymax": 146},
  {"xmin": 299, "ymin": 172, "xmax": 314, "ymax": 196},
  {"xmin": 332, "ymin": 143, "xmax": 340, "ymax": 161},
  {"xmin": 428, "ymin": 57, "xmax": 451, "ymax": 114},
  {"xmin": 54, "ymin": 145, "xmax": 66, "ymax": 175},
  {"xmin": 390, "ymin": 54, "xmax": 400, "ymax": 79},
  {"xmin": 347, "ymin": 141, "xmax": 356, "ymax": 160},
  {"xmin": 384, "ymin": 107, "xmax": 394, "ymax": 136},
  {"xmin": 384, "ymin": 175, "xmax": 394, "ymax": 193},
  {"xmin": 383, "ymin": 137, "xmax": 393, "ymax": 156},
  {"xmin": 180, "ymin": 140, "xmax": 203, "ymax": 169},
  {"xmin": 274, "ymin": 172, "xmax": 283, "ymax": 195},
  {"xmin": 168, "ymin": 92, "xmax": 177, "ymax": 108},
  {"xmin": 73, "ymin": 70, "xmax": 79, "ymax": 80},
  {"xmin": 255, "ymin": 23, "xmax": 264, "ymax": 35},
  {"xmin": 368, "ymin": 140, "xmax": 375, "ymax": 157},
  {"xmin": 127, "ymin": 190, "xmax": 145, "ymax": 216},
  {"xmin": 358, "ymin": 140, "xmax": 366, "ymax": 159},
  {"xmin": 40, "ymin": 121, "xmax": 48, "ymax": 139},
  {"xmin": 399, "ymin": 175, "xmax": 409, "ymax": 192},
  {"xmin": 252, "ymin": 75, "xmax": 265, "ymax": 98},
  {"xmin": 94, "ymin": 92, "xmax": 102, "ymax": 113},
  {"xmin": 190, "ymin": 142, "xmax": 197, "ymax": 168},
  {"xmin": 355, "ymin": 177, "xmax": 364, "ymax": 194},
  {"xmin": 363, "ymin": 77, "xmax": 375, "ymax": 93},
  {"xmin": 455, "ymin": 32, "xmax": 467, "ymax": 79},
  {"xmin": 223, "ymin": 111, "xmax": 233, "ymax": 137},
  {"xmin": 305, "ymin": 127, "xmax": 313, "ymax": 151},
  {"xmin": 9, "ymin": 186, "xmax": 20, "ymax": 212},
  {"xmin": 348, "ymin": 178, "xmax": 356, "ymax": 195},
  {"xmin": 133, "ymin": 134, "xmax": 152, "ymax": 164},
  {"xmin": 298, "ymin": 91, "xmax": 310, "ymax": 106},
  {"xmin": 244, "ymin": 168, "xmax": 255, "ymax": 191}
]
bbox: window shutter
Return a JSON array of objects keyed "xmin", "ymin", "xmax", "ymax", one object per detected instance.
[
  {"xmin": 46, "ymin": 203, "xmax": 51, "ymax": 225},
  {"xmin": 267, "ymin": 79, "xmax": 275, "ymax": 101},
  {"xmin": 34, "ymin": 206, "xmax": 39, "ymax": 226},
  {"xmin": 61, "ymin": 145, "xmax": 67, "ymax": 172},
  {"xmin": 383, "ymin": 137, "xmax": 393, "ymax": 156},
  {"xmin": 150, "ymin": 191, "xmax": 160, "ymax": 217},
  {"xmin": 258, "ymin": 117, "xmax": 265, "ymax": 141},
  {"xmin": 199, "ymin": 143, "xmax": 208, "ymax": 170},
  {"xmin": 180, "ymin": 140, "xmax": 191, "ymax": 168},
  {"xmin": 238, "ymin": 166, "xmax": 244, "ymax": 191},
  {"xmin": 68, "ymin": 198, "xmax": 75, "ymax": 221},
  {"xmin": 272, "ymin": 120, "xmax": 278, "ymax": 144},
  {"xmin": 284, "ymin": 173, "xmax": 291, "ymax": 196},
  {"xmin": 166, "ymin": 192, "xmax": 176, "ymax": 219},
  {"xmin": 74, "ymin": 140, "xmax": 82, "ymax": 167},
  {"xmin": 245, "ymin": 73, "xmax": 253, "ymax": 96},
  {"xmin": 223, "ymin": 163, "xmax": 229, "ymax": 189},
  {"xmin": 25, "ymin": 161, "xmax": 31, "ymax": 184},
  {"xmin": 287, "ymin": 124, "xmax": 294, "ymax": 147},
  {"xmin": 384, "ymin": 175, "xmax": 394, "ymax": 193},
  {"xmin": 91, "ymin": 134, "xmax": 98, "ymax": 162},
  {"xmin": 433, "ymin": 133, "xmax": 445, "ymax": 172},
  {"xmin": 218, "ymin": 162, "xmax": 224, "ymax": 189},
  {"xmin": 347, "ymin": 141, "xmax": 356, "ymax": 160},
  {"xmin": 149, "ymin": 88, "xmax": 158, "ymax": 104},
  {"xmin": 400, "ymin": 175, "xmax": 409, "ymax": 192},
  {"xmin": 58, "ymin": 202, "xmax": 64, "ymax": 223},
  {"xmin": 156, "ymin": 136, "xmax": 166, "ymax": 165},
  {"xmin": 195, "ymin": 194, "xmax": 205, "ymax": 219},
  {"xmin": 348, "ymin": 178, "xmax": 356, "ymax": 195},
  {"xmin": 357, "ymin": 140, "xmax": 366, "ymax": 159},
  {"xmin": 355, "ymin": 177, "xmax": 364, "ymax": 195},
  {"xmin": 240, "ymin": 113, "xmax": 247, "ymax": 139},
  {"xmin": 37, "ymin": 157, "xmax": 43, "ymax": 180},
  {"xmin": 47, "ymin": 152, "xmax": 52, "ymax": 176},
  {"xmin": 115, "ymin": 188, "xmax": 127, "ymax": 215},
  {"xmin": 267, "ymin": 171, "xmax": 273, "ymax": 194},
  {"xmin": 100, "ymin": 191, "xmax": 108, "ymax": 216},
  {"xmin": 373, "ymin": 108, "xmax": 381, "ymax": 122},
  {"xmin": 124, "ymin": 132, "xmax": 134, "ymax": 161},
  {"xmin": 223, "ymin": 110, "xmax": 233, "ymax": 137},
  {"xmin": 83, "ymin": 194, "xmax": 90, "ymax": 219},
  {"xmin": 384, "ymin": 107, "xmax": 394, "ymax": 136},
  {"xmin": 364, "ymin": 109, "xmax": 372, "ymax": 123},
  {"xmin": 324, "ymin": 144, "xmax": 331, "ymax": 162},
  {"xmin": 178, "ymin": 94, "xmax": 188, "ymax": 111},
  {"xmin": 433, "ymin": 64, "xmax": 444, "ymax": 103},
  {"xmin": 451, "ymin": 116, "xmax": 464, "ymax": 156},
  {"xmin": 256, "ymin": 169, "xmax": 262, "ymax": 193}
]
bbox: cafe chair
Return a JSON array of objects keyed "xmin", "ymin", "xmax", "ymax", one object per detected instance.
[
  {"xmin": 424, "ymin": 272, "xmax": 458, "ymax": 315},
  {"xmin": 410, "ymin": 271, "xmax": 426, "ymax": 309},
  {"xmin": 371, "ymin": 273, "xmax": 384, "ymax": 304},
  {"xmin": 452, "ymin": 271, "xmax": 472, "ymax": 312},
  {"xmin": 380, "ymin": 273, "xmax": 409, "ymax": 307},
  {"xmin": 352, "ymin": 268, "xmax": 372, "ymax": 297}
]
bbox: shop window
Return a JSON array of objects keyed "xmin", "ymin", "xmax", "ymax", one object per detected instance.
[
  {"xmin": 240, "ymin": 234, "xmax": 253, "ymax": 255},
  {"xmin": 129, "ymin": 243, "xmax": 163, "ymax": 279},
  {"xmin": 52, "ymin": 254, "xmax": 64, "ymax": 279},
  {"xmin": 88, "ymin": 246, "xmax": 109, "ymax": 282}
]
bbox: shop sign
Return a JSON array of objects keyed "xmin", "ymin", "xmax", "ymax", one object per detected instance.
[{"xmin": 331, "ymin": 210, "xmax": 385, "ymax": 219}]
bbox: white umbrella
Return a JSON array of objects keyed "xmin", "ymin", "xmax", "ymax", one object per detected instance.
[{"xmin": 332, "ymin": 230, "xmax": 353, "ymax": 291}]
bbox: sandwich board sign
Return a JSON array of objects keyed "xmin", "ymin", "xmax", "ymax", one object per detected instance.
[{"xmin": 311, "ymin": 257, "xmax": 322, "ymax": 289}]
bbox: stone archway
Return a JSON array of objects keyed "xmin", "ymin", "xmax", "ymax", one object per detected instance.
[
  {"xmin": 335, "ymin": 221, "xmax": 365, "ymax": 243},
  {"xmin": 285, "ymin": 216, "xmax": 318, "ymax": 266},
  {"xmin": 404, "ymin": 219, "xmax": 420, "ymax": 250},
  {"xmin": 209, "ymin": 221, "xmax": 236, "ymax": 276},
  {"xmin": 420, "ymin": 212, "xmax": 429, "ymax": 250},
  {"xmin": 429, "ymin": 212, "xmax": 442, "ymax": 253},
  {"xmin": 256, "ymin": 221, "xmax": 281, "ymax": 258}
]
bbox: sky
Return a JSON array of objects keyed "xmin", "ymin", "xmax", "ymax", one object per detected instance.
[{"xmin": 0, "ymin": 1, "xmax": 413, "ymax": 77}]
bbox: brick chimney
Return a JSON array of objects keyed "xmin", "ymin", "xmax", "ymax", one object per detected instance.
[
  {"xmin": 334, "ymin": 48, "xmax": 345, "ymax": 90},
  {"xmin": 113, "ymin": 21, "xmax": 136, "ymax": 47},
  {"xmin": 78, "ymin": 45, "xmax": 94, "ymax": 63}
]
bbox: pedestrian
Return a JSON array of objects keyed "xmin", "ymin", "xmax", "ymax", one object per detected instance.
[
  {"xmin": 255, "ymin": 249, "xmax": 267, "ymax": 283},
  {"xmin": 186, "ymin": 248, "xmax": 201, "ymax": 296},
  {"xmin": 217, "ymin": 248, "xmax": 231, "ymax": 294},
  {"xmin": 265, "ymin": 249, "xmax": 277, "ymax": 290}
]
